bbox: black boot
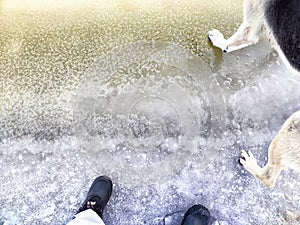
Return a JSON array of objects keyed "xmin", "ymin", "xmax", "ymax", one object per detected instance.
[
  {"xmin": 76, "ymin": 175, "xmax": 113, "ymax": 218},
  {"xmin": 181, "ymin": 204, "xmax": 212, "ymax": 225}
]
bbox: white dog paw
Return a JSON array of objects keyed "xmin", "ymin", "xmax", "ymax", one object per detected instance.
[
  {"xmin": 239, "ymin": 150, "xmax": 259, "ymax": 172},
  {"xmin": 208, "ymin": 29, "xmax": 222, "ymax": 43},
  {"xmin": 208, "ymin": 29, "xmax": 228, "ymax": 51}
]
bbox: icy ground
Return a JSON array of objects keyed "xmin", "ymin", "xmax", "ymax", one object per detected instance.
[{"xmin": 0, "ymin": 1, "xmax": 300, "ymax": 225}]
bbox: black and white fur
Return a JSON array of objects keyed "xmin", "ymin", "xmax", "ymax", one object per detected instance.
[
  {"xmin": 208, "ymin": 0, "xmax": 300, "ymax": 72},
  {"xmin": 208, "ymin": 0, "xmax": 300, "ymax": 188}
]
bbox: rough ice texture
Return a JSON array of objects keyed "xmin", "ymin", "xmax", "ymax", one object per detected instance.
[{"xmin": 0, "ymin": 1, "xmax": 300, "ymax": 225}]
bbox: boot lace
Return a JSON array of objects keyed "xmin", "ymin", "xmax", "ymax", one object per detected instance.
[{"xmin": 77, "ymin": 197, "xmax": 103, "ymax": 218}]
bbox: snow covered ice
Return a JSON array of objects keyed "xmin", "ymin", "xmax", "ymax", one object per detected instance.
[{"xmin": 0, "ymin": 0, "xmax": 300, "ymax": 224}]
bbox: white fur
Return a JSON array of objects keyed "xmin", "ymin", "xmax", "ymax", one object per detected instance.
[
  {"xmin": 208, "ymin": 0, "xmax": 264, "ymax": 52},
  {"xmin": 208, "ymin": 0, "xmax": 299, "ymax": 74}
]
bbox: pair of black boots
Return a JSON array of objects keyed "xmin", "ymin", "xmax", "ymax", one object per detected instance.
[{"xmin": 76, "ymin": 176, "xmax": 213, "ymax": 225}]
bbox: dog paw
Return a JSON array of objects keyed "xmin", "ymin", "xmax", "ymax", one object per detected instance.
[
  {"xmin": 208, "ymin": 29, "xmax": 227, "ymax": 51},
  {"xmin": 239, "ymin": 150, "xmax": 259, "ymax": 172},
  {"xmin": 208, "ymin": 29, "xmax": 224, "ymax": 41}
]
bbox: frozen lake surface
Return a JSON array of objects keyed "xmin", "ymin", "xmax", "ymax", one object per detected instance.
[{"xmin": 0, "ymin": 0, "xmax": 300, "ymax": 224}]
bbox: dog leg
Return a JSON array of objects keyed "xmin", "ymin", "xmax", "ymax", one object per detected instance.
[
  {"xmin": 208, "ymin": 25, "xmax": 259, "ymax": 52},
  {"xmin": 240, "ymin": 111, "xmax": 300, "ymax": 188},
  {"xmin": 240, "ymin": 150, "xmax": 282, "ymax": 188},
  {"xmin": 208, "ymin": 0, "xmax": 264, "ymax": 52}
]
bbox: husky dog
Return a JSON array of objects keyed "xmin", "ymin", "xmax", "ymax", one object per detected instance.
[
  {"xmin": 208, "ymin": 0, "xmax": 300, "ymax": 72},
  {"xmin": 240, "ymin": 111, "xmax": 300, "ymax": 188}
]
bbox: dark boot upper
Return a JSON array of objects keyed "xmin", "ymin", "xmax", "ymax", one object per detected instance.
[
  {"xmin": 181, "ymin": 204, "xmax": 212, "ymax": 225},
  {"xmin": 76, "ymin": 175, "xmax": 113, "ymax": 218}
]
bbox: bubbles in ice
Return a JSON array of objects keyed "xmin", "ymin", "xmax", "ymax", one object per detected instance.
[
  {"xmin": 1, "ymin": 1, "xmax": 300, "ymax": 225},
  {"xmin": 73, "ymin": 40, "xmax": 225, "ymax": 186}
]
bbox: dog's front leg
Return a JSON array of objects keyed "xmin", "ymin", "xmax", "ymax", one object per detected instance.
[
  {"xmin": 208, "ymin": 25, "xmax": 258, "ymax": 52},
  {"xmin": 208, "ymin": 0, "xmax": 264, "ymax": 52},
  {"xmin": 240, "ymin": 150, "xmax": 282, "ymax": 188},
  {"xmin": 258, "ymin": 163, "xmax": 283, "ymax": 188}
]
